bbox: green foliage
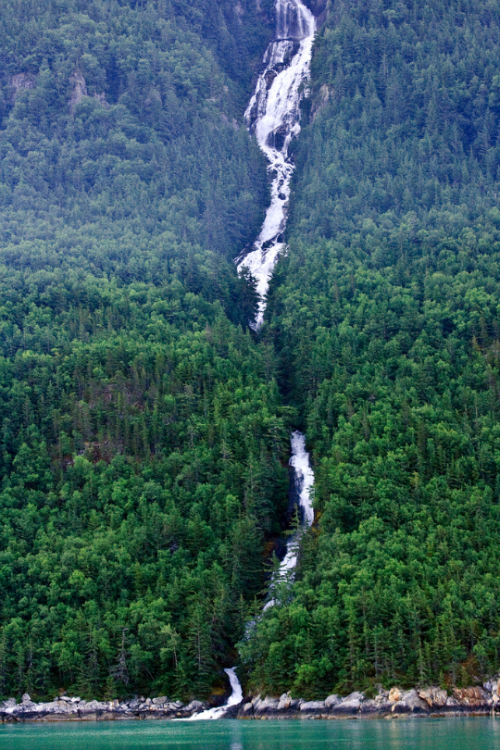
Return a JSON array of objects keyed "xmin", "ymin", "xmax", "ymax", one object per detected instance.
[
  {"xmin": 0, "ymin": 0, "xmax": 287, "ymax": 701},
  {"xmin": 242, "ymin": 0, "xmax": 500, "ymax": 695},
  {"xmin": 0, "ymin": 276, "xmax": 292, "ymax": 700},
  {"xmin": 0, "ymin": 0, "xmax": 271, "ymax": 273}
]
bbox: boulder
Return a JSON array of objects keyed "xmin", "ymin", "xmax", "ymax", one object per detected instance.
[
  {"xmin": 332, "ymin": 692, "xmax": 364, "ymax": 715},
  {"xmin": 253, "ymin": 697, "xmax": 279, "ymax": 716},
  {"xmin": 452, "ymin": 687, "xmax": 489, "ymax": 707},
  {"xmin": 239, "ymin": 702, "xmax": 254, "ymax": 717},
  {"xmin": 484, "ymin": 679, "xmax": 500, "ymax": 704},
  {"xmin": 185, "ymin": 700, "xmax": 205, "ymax": 715},
  {"xmin": 391, "ymin": 700, "xmax": 411, "ymax": 715},
  {"xmin": 31, "ymin": 701, "xmax": 75, "ymax": 715},
  {"xmin": 152, "ymin": 696, "xmax": 168, "ymax": 706},
  {"xmin": 389, "ymin": 687, "xmax": 403, "ymax": 702},
  {"xmin": 325, "ymin": 695, "xmax": 340, "ymax": 709},
  {"xmin": 21, "ymin": 693, "xmax": 31, "ymax": 703},
  {"xmin": 300, "ymin": 700, "xmax": 325, "ymax": 713},
  {"xmin": 278, "ymin": 693, "xmax": 292, "ymax": 711},
  {"xmin": 400, "ymin": 689, "xmax": 428, "ymax": 712},
  {"xmin": 80, "ymin": 700, "xmax": 108, "ymax": 712},
  {"xmin": 359, "ymin": 699, "xmax": 386, "ymax": 715},
  {"xmin": 418, "ymin": 687, "xmax": 448, "ymax": 708}
]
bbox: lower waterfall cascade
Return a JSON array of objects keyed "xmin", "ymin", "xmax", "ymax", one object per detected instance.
[
  {"xmin": 264, "ymin": 430, "xmax": 314, "ymax": 610},
  {"xmin": 198, "ymin": 2, "xmax": 317, "ymax": 710},
  {"xmin": 237, "ymin": 0, "xmax": 316, "ymax": 330},
  {"xmin": 187, "ymin": 668, "xmax": 243, "ymax": 721}
]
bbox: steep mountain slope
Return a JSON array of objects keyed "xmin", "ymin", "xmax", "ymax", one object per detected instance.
[
  {"xmin": 0, "ymin": 0, "xmax": 293, "ymax": 700},
  {"xmin": 242, "ymin": 0, "xmax": 500, "ymax": 695}
]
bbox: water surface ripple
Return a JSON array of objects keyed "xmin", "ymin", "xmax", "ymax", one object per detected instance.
[{"xmin": 1, "ymin": 717, "xmax": 500, "ymax": 749}]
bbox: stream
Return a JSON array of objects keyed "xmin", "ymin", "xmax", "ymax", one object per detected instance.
[
  {"xmin": 236, "ymin": 0, "xmax": 316, "ymax": 331},
  {"xmin": 206, "ymin": 0, "xmax": 317, "ymax": 715}
]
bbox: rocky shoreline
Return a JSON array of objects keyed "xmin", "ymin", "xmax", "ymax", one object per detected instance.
[
  {"xmin": 0, "ymin": 694, "xmax": 209, "ymax": 722},
  {"xmin": 238, "ymin": 683, "xmax": 500, "ymax": 719},
  {"xmin": 2, "ymin": 682, "xmax": 500, "ymax": 723}
]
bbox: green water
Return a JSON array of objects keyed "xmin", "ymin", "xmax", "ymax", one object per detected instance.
[{"xmin": 0, "ymin": 719, "xmax": 499, "ymax": 749}]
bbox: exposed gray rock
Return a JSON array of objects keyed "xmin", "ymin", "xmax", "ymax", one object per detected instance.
[
  {"xmin": 3, "ymin": 682, "xmax": 500, "ymax": 724},
  {"xmin": 278, "ymin": 693, "xmax": 292, "ymax": 711},
  {"xmin": 152, "ymin": 696, "xmax": 168, "ymax": 705},
  {"xmin": 452, "ymin": 687, "xmax": 489, "ymax": 707},
  {"xmin": 300, "ymin": 700, "xmax": 325, "ymax": 713},
  {"xmin": 359, "ymin": 699, "xmax": 388, "ymax": 715},
  {"xmin": 253, "ymin": 697, "xmax": 279, "ymax": 715},
  {"xmin": 331, "ymin": 693, "xmax": 364, "ymax": 715},
  {"xmin": 344, "ymin": 691, "xmax": 364, "ymax": 702},
  {"xmin": 185, "ymin": 700, "xmax": 205, "ymax": 714},
  {"xmin": 10, "ymin": 73, "xmax": 36, "ymax": 102},
  {"xmin": 418, "ymin": 687, "xmax": 448, "ymax": 708},
  {"xmin": 325, "ymin": 694, "xmax": 340, "ymax": 708},
  {"xmin": 239, "ymin": 702, "xmax": 254, "ymax": 716},
  {"xmin": 388, "ymin": 687, "xmax": 403, "ymax": 702},
  {"xmin": 93, "ymin": 92, "xmax": 109, "ymax": 107},
  {"xmin": 400, "ymin": 689, "xmax": 428, "ymax": 712},
  {"xmin": 80, "ymin": 700, "xmax": 108, "ymax": 712},
  {"xmin": 391, "ymin": 700, "xmax": 411, "ymax": 715},
  {"xmin": 69, "ymin": 72, "xmax": 88, "ymax": 112}
]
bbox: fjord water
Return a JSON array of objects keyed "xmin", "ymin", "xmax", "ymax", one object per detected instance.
[
  {"xmin": 2, "ymin": 719, "xmax": 499, "ymax": 749},
  {"xmin": 237, "ymin": 0, "xmax": 315, "ymax": 330}
]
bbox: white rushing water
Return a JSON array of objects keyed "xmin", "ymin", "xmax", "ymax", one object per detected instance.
[
  {"xmin": 237, "ymin": 0, "xmax": 316, "ymax": 330},
  {"xmin": 264, "ymin": 430, "xmax": 314, "ymax": 609},
  {"xmin": 188, "ymin": 668, "xmax": 243, "ymax": 721}
]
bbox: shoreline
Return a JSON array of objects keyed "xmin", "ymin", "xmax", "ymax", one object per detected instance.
[{"xmin": 2, "ymin": 684, "xmax": 500, "ymax": 724}]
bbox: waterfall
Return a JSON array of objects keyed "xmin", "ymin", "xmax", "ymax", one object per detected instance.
[
  {"xmin": 187, "ymin": 668, "xmax": 243, "ymax": 721},
  {"xmin": 264, "ymin": 430, "xmax": 314, "ymax": 609},
  {"xmin": 236, "ymin": 0, "xmax": 316, "ymax": 330}
]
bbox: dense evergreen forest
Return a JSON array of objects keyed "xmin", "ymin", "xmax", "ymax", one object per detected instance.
[
  {"xmin": 0, "ymin": 0, "xmax": 293, "ymax": 700},
  {"xmin": 3, "ymin": 0, "xmax": 500, "ymax": 704},
  {"xmin": 242, "ymin": 0, "xmax": 500, "ymax": 697}
]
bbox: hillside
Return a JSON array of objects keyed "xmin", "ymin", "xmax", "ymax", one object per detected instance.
[
  {"xmin": 2, "ymin": 0, "xmax": 500, "ymax": 704},
  {"xmin": 0, "ymin": 0, "xmax": 292, "ymax": 700},
  {"xmin": 242, "ymin": 0, "xmax": 500, "ymax": 696}
]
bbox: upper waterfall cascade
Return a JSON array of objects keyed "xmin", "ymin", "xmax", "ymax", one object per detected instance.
[{"xmin": 237, "ymin": 0, "xmax": 316, "ymax": 330}]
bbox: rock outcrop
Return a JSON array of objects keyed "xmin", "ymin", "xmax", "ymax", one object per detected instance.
[
  {"xmin": 0, "ymin": 694, "xmax": 208, "ymax": 723},
  {"xmin": 10, "ymin": 73, "xmax": 36, "ymax": 101},
  {"xmin": 236, "ymin": 679, "xmax": 500, "ymax": 720},
  {"xmin": 2, "ymin": 679, "xmax": 500, "ymax": 723},
  {"xmin": 69, "ymin": 72, "xmax": 88, "ymax": 112}
]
